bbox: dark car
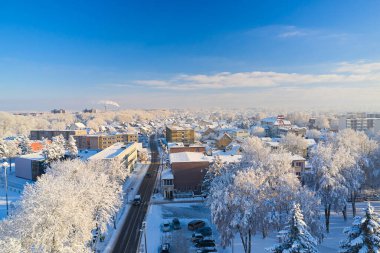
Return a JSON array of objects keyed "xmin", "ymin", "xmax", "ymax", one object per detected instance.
[
  {"xmin": 160, "ymin": 243, "xmax": 170, "ymax": 253},
  {"xmin": 196, "ymin": 227, "xmax": 212, "ymax": 236},
  {"xmin": 195, "ymin": 239, "xmax": 216, "ymax": 248},
  {"xmin": 172, "ymin": 218, "xmax": 181, "ymax": 230},
  {"xmin": 188, "ymin": 220, "xmax": 206, "ymax": 231},
  {"xmin": 196, "ymin": 248, "xmax": 217, "ymax": 253},
  {"xmin": 132, "ymin": 195, "xmax": 141, "ymax": 206}
]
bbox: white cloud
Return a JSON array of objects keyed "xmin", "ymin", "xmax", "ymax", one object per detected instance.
[{"xmin": 132, "ymin": 61, "xmax": 380, "ymax": 91}]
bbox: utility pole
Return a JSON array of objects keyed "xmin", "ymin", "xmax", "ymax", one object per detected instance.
[
  {"xmin": 142, "ymin": 221, "xmax": 147, "ymax": 253},
  {"xmin": 2, "ymin": 161, "xmax": 9, "ymax": 216}
]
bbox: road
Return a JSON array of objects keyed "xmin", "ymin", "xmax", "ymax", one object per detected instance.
[{"xmin": 111, "ymin": 135, "xmax": 160, "ymax": 253}]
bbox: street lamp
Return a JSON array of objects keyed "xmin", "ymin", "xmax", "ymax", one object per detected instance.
[{"xmin": 1, "ymin": 161, "xmax": 9, "ymax": 216}]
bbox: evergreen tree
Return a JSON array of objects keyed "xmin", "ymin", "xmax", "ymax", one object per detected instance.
[
  {"xmin": 0, "ymin": 139, "xmax": 9, "ymax": 159},
  {"xmin": 67, "ymin": 135, "xmax": 78, "ymax": 159},
  {"xmin": 268, "ymin": 203, "xmax": 319, "ymax": 253},
  {"xmin": 18, "ymin": 136, "xmax": 32, "ymax": 155},
  {"xmin": 340, "ymin": 203, "xmax": 380, "ymax": 253}
]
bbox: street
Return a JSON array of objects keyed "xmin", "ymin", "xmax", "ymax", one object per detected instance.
[{"xmin": 111, "ymin": 135, "xmax": 160, "ymax": 253}]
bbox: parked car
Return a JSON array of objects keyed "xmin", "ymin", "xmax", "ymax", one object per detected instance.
[
  {"xmin": 196, "ymin": 248, "xmax": 217, "ymax": 253},
  {"xmin": 188, "ymin": 220, "xmax": 206, "ymax": 231},
  {"xmin": 172, "ymin": 218, "xmax": 181, "ymax": 230},
  {"xmin": 133, "ymin": 195, "xmax": 141, "ymax": 206},
  {"xmin": 191, "ymin": 233, "xmax": 204, "ymax": 243},
  {"xmin": 196, "ymin": 227, "xmax": 212, "ymax": 236},
  {"xmin": 162, "ymin": 221, "xmax": 171, "ymax": 232},
  {"xmin": 195, "ymin": 239, "xmax": 216, "ymax": 248},
  {"xmin": 160, "ymin": 243, "xmax": 170, "ymax": 253}
]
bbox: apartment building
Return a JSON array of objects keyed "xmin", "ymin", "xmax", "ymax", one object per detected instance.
[
  {"xmin": 166, "ymin": 126, "xmax": 195, "ymax": 145},
  {"xmin": 30, "ymin": 130, "xmax": 87, "ymax": 141},
  {"xmin": 74, "ymin": 132, "xmax": 138, "ymax": 150},
  {"xmin": 338, "ymin": 113, "xmax": 380, "ymax": 131},
  {"xmin": 88, "ymin": 142, "xmax": 138, "ymax": 172}
]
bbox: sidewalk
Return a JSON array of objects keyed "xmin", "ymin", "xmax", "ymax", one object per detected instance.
[{"xmin": 97, "ymin": 162, "xmax": 150, "ymax": 253}]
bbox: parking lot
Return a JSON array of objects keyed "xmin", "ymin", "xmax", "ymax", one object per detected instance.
[{"xmin": 145, "ymin": 202, "xmax": 222, "ymax": 253}]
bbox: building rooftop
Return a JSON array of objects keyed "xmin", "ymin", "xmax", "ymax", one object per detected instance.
[
  {"xmin": 88, "ymin": 142, "xmax": 135, "ymax": 160},
  {"xmin": 169, "ymin": 152, "xmax": 209, "ymax": 163},
  {"xmin": 161, "ymin": 169, "xmax": 174, "ymax": 180},
  {"xmin": 166, "ymin": 125, "xmax": 193, "ymax": 131},
  {"xmin": 19, "ymin": 153, "xmax": 45, "ymax": 161}
]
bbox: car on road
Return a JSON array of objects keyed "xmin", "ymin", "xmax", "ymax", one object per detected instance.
[
  {"xmin": 196, "ymin": 226, "xmax": 212, "ymax": 236},
  {"xmin": 195, "ymin": 239, "xmax": 216, "ymax": 248},
  {"xmin": 162, "ymin": 221, "xmax": 171, "ymax": 232},
  {"xmin": 160, "ymin": 243, "xmax": 170, "ymax": 253},
  {"xmin": 132, "ymin": 195, "xmax": 141, "ymax": 206},
  {"xmin": 172, "ymin": 218, "xmax": 181, "ymax": 230},
  {"xmin": 145, "ymin": 173, "xmax": 152, "ymax": 178},
  {"xmin": 191, "ymin": 233, "xmax": 204, "ymax": 243},
  {"xmin": 188, "ymin": 220, "xmax": 206, "ymax": 231}
]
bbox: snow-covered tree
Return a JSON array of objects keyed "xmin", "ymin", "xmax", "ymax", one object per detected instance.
[
  {"xmin": 203, "ymin": 155, "xmax": 224, "ymax": 193},
  {"xmin": 67, "ymin": 135, "xmax": 78, "ymax": 159},
  {"xmin": 339, "ymin": 203, "xmax": 380, "ymax": 253},
  {"xmin": 0, "ymin": 159, "xmax": 122, "ymax": 252},
  {"xmin": 42, "ymin": 135, "xmax": 66, "ymax": 165},
  {"xmin": 209, "ymin": 139, "xmax": 323, "ymax": 252},
  {"xmin": 0, "ymin": 236, "xmax": 25, "ymax": 253},
  {"xmin": 309, "ymin": 143, "xmax": 354, "ymax": 232},
  {"xmin": 251, "ymin": 126, "xmax": 266, "ymax": 137},
  {"xmin": 138, "ymin": 149, "xmax": 149, "ymax": 162},
  {"xmin": 18, "ymin": 136, "xmax": 33, "ymax": 155},
  {"xmin": 315, "ymin": 116, "xmax": 330, "ymax": 129},
  {"xmin": 280, "ymin": 133, "xmax": 308, "ymax": 157},
  {"xmin": 268, "ymin": 203, "xmax": 318, "ymax": 253},
  {"xmin": 0, "ymin": 139, "xmax": 9, "ymax": 159},
  {"xmin": 306, "ymin": 129, "xmax": 321, "ymax": 140},
  {"xmin": 334, "ymin": 129, "xmax": 378, "ymax": 217}
]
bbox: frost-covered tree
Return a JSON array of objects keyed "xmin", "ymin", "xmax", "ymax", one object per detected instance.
[
  {"xmin": 0, "ymin": 236, "xmax": 25, "ymax": 253},
  {"xmin": 251, "ymin": 126, "xmax": 266, "ymax": 137},
  {"xmin": 67, "ymin": 135, "xmax": 78, "ymax": 159},
  {"xmin": 209, "ymin": 138, "xmax": 323, "ymax": 252},
  {"xmin": 280, "ymin": 133, "xmax": 308, "ymax": 157},
  {"xmin": 203, "ymin": 155, "xmax": 224, "ymax": 193},
  {"xmin": 0, "ymin": 139, "xmax": 9, "ymax": 159},
  {"xmin": 334, "ymin": 129, "xmax": 378, "ymax": 217},
  {"xmin": 18, "ymin": 136, "xmax": 33, "ymax": 155},
  {"xmin": 315, "ymin": 116, "xmax": 330, "ymax": 129},
  {"xmin": 339, "ymin": 203, "xmax": 380, "ymax": 253},
  {"xmin": 138, "ymin": 149, "xmax": 149, "ymax": 162},
  {"xmin": 309, "ymin": 143, "xmax": 354, "ymax": 232},
  {"xmin": 0, "ymin": 159, "xmax": 122, "ymax": 252},
  {"xmin": 240, "ymin": 136, "xmax": 271, "ymax": 167},
  {"xmin": 268, "ymin": 203, "xmax": 318, "ymax": 253},
  {"xmin": 42, "ymin": 135, "xmax": 66, "ymax": 165},
  {"xmin": 306, "ymin": 129, "xmax": 321, "ymax": 140}
]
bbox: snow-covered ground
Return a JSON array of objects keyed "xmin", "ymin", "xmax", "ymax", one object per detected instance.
[
  {"xmin": 0, "ymin": 166, "xmax": 31, "ymax": 220},
  {"xmin": 144, "ymin": 201, "xmax": 380, "ymax": 253}
]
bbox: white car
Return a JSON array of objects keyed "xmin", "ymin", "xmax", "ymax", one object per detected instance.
[{"xmin": 162, "ymin": 221, "xmax": 171, "ymax": 232}]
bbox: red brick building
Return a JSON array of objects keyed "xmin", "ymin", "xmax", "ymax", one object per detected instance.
[{"xmin": 169, "ymin": 152, "xmax": 210, "ymax": 194}]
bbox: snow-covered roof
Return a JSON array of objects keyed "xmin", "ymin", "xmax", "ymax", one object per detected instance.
[
  {"xmin": 305, "ymin": 139, "xmax": 317, "ymax": 147},
  {"xmin": 168, "ymin": 142, "xmax": 184, "ymax": 148},
  {"xmin": 88, "ymin": 142, "xmax": 135, "ymax": 160},
  {"xmin": 169, "ymin": 152, "xmax": 209, "ymax": 163},
  {"xmin": 19, "ymin": 153, "xmax": 45, "ymax": 161},
  {"xmin": 206, "ymin": 154, "xmax": 242, "ymax": 164},
  {"xmin": 291, "ymin": 154, "xmax": 306, "ymax": 161},
  {"xmin": 161, "ymin": 169, "xmax": 174, "ymax": 180}
]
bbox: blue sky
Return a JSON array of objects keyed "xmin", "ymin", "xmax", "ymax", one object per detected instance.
[{"xmin": 1, "ymin": 0, "xmax": 380, "ymax": 111}]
